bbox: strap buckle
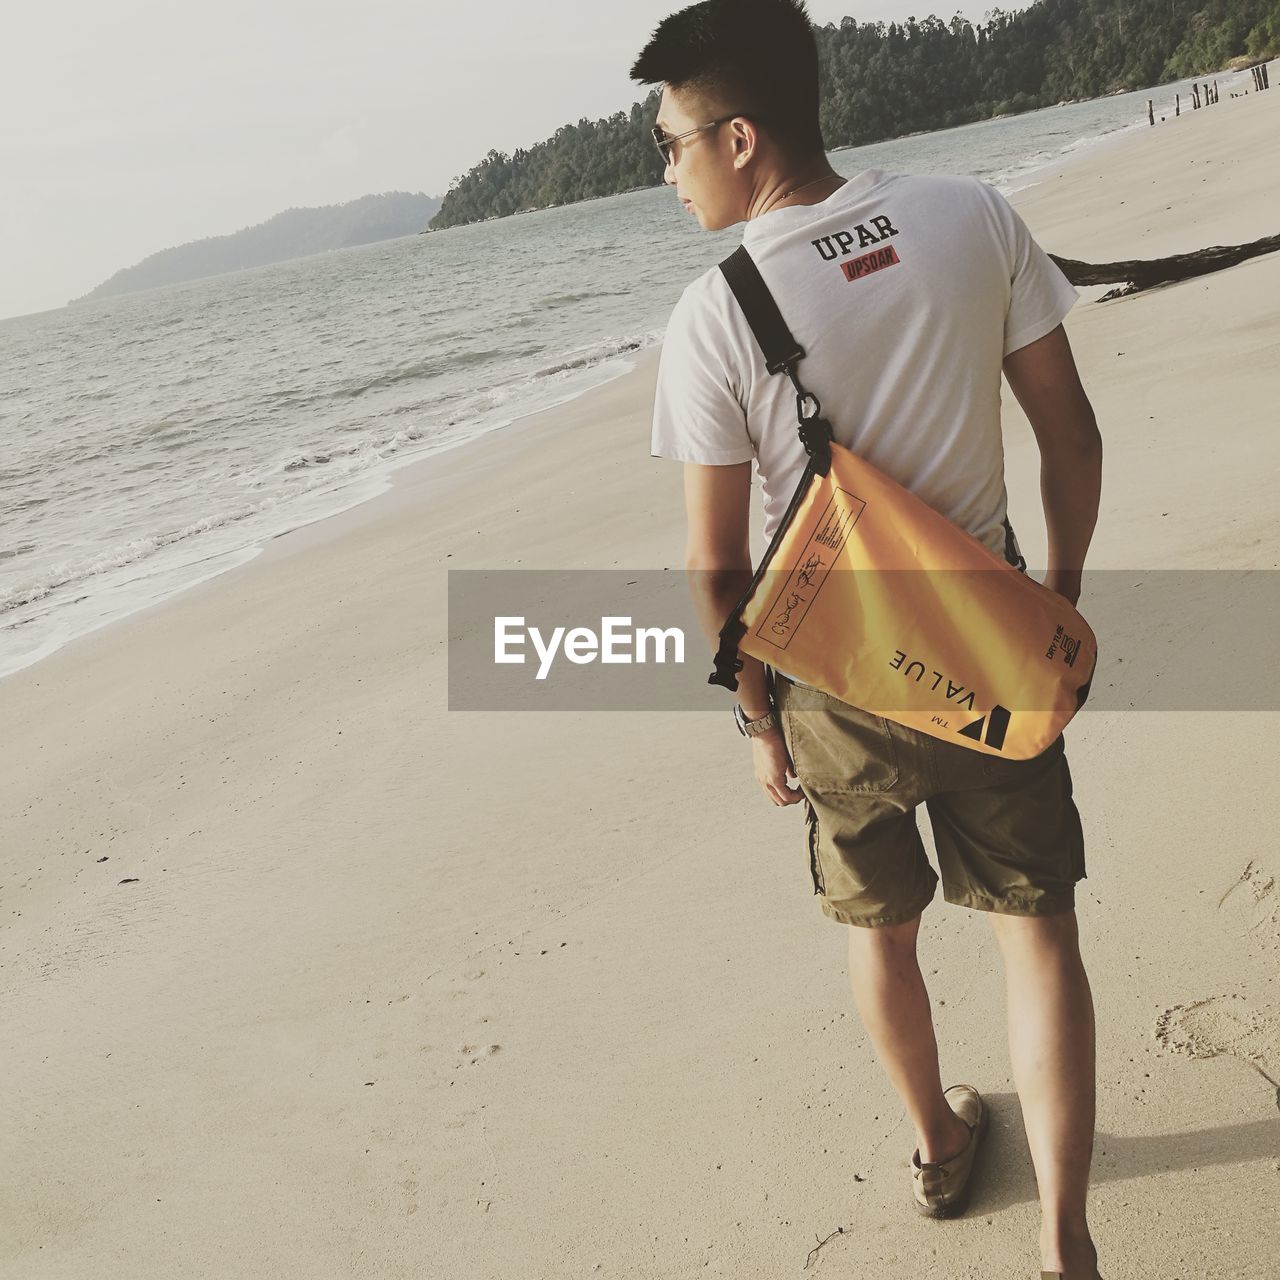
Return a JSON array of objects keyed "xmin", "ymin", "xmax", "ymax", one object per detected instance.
[
  {"xmin": 708, "ymin": 620, "xmax": 747, "ymax": 691},
  {"xmin": 766, "ymin": 345, "xmax": 805, "ymax": 376},
  {"xmin": 795, "ymin": 389, "xmax": 833, "ymax": 476}
]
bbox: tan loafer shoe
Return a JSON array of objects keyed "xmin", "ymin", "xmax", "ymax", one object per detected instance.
[{"xmin": 910, "ymin": 1083, "xmax": 987, "ymax": 1218}]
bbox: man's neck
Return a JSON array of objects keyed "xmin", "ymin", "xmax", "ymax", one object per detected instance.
[{"xmin": 748, "ymin": 171, "xmax": 846, "ymax": 221}]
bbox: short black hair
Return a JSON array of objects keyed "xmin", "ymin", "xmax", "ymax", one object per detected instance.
[{"xmin": 630, "ymin": 0, "xmax": 825, "ymax": 158}]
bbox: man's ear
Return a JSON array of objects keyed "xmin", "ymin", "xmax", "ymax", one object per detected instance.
[{"xmin": 730, "ymin": 118, "xmax": 758, "ymax": 167}]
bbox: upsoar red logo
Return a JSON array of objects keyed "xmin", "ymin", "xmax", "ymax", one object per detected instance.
[{"xmin": 840, "ymin": 244, "xmax": 901, "ymax": 282}]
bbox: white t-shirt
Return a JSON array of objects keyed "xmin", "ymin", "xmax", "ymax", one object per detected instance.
[{"xmin": 650, "ymin": 168, "xmax": 1080, "ymax": 559}]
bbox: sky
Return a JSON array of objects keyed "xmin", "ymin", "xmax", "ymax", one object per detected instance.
[{"xmin": 1, "ymin": 0, "xmax": 1000, "ymax": 320}]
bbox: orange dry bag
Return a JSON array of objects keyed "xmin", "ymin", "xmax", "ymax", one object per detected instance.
[{"xmin": 708, "ymin": 246, "xmax": 1097, "ymax": 760}]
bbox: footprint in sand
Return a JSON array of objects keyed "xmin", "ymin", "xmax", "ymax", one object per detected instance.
[
  {"xmin": 1218, "ymin": 859, "xmax": 1279, "ymax": 964},
  {"xmin": 1155, "ymin": 995, "xmax": 1274, "ymax": 1064},
  {"xmin": 1154, "ymin": 859, "xmax": 1280, "ymax": 1103}
]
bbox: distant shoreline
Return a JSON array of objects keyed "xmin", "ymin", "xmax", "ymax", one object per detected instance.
[{"xmin": 67, "ymin": 190, "xmax": 443, "ymax": 309}]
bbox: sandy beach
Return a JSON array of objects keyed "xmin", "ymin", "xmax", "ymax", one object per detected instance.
[{"xmin": 4, "ymin": 83, "xmax": 1279, "ymax": 1278}]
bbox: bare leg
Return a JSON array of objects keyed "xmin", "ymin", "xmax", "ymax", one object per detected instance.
[
  {"xmin": 988, "ymin": 909, "xmax": 1099, "ymax": 1278},
  {"xmin": 845, "ymin": 915, "xmax": 971, "ymax": 1162}
]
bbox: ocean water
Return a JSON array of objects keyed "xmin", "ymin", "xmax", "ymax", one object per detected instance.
[{"xmin": 0, "ymin": 78, "xmax": 1222, "ymax": 679}]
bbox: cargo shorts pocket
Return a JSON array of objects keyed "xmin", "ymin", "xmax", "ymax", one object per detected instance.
[{"xmin": 779, "ymin": 681, "xmax": 900, "ymax": 794}]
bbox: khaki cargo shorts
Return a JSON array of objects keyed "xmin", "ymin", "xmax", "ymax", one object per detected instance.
[{"xmin": 773, "ymin": 671, "xmax": 1087, "ymax": 928}]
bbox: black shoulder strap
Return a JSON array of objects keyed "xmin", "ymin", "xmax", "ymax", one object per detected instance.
[
  {"xmin": 705, "ymin": 245, "xmax": 836, "ymax": 694},
  {"xmin": 716, "ymin": 243, "xmax": 833, "ymax": 472},
  {"xmin": 717, "ymin": 245, "xmax": 806, "ymax": 376}
]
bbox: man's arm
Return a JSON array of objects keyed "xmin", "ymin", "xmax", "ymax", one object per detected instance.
[
  {"xmin": 1001, "ymin": 323, "xmax": 1103, "ymax": 606},
  {"xmin": 683, "ymin": 460, "xmax": 802, "ymax": 806}
]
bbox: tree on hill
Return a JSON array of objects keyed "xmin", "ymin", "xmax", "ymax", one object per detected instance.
[{"xmin": 429, "ymin": 0, "xmax": 1279, "ymax": 231}]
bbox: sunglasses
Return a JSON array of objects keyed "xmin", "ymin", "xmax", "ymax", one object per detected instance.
[{"xmin": 651, "ymin": 113, "xmax": 764, "ymax": 165}]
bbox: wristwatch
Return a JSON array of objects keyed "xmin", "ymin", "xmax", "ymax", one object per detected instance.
[{"xmin": 734, "ymin": 702, "xmax": 779, "ymax": 738}]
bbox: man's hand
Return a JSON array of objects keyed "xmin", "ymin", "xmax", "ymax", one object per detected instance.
[
  {"xmin": 752, "ymin": 726, "xmax": 804, "ymax": 806},
  {"xmin": 679, "ymin": 461, "xmax": 803, "ymax": 807}
]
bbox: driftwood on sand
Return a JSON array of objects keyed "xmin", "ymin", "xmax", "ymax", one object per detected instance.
[{"xmin": 1050, "ymin": 232, "xmax": 1280, "ymax": 299}]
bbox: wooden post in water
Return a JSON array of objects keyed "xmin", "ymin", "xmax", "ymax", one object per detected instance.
[
  {"xmin": 1176, "ymin": 93, "xmax": 1180, "ymax": 116},
  {"xmin": 1148, "ymin": 99, "xmax": 1154, "ymax": 126}
]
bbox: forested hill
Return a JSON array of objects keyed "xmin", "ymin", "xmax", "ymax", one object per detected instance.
[
  {"xmin": 75, "ymin": 191, "xmax": 442, "ymax": 303},
  {"xmin": 429, "ymin": 0, "xmax": 1280, "ymax": 230}
]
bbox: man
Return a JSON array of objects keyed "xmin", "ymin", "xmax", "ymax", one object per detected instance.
[{"xmin": 631, "ymin": 3, "xmax": 1105, "ymax": 1278}]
